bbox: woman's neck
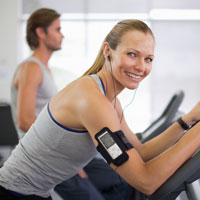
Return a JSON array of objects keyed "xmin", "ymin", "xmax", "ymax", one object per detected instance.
[{"xmin": 97, "ymin": 66, "xmax": 124, "ymax": 102}]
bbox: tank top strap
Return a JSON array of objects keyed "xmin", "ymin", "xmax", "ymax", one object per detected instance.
[
  {"xmin": 89, "ymin": 74, "xmax": 106, "ymax": 96},
  {"xmin": 25, "ymin": 56, "xmax": 46, "ymax": 72}
]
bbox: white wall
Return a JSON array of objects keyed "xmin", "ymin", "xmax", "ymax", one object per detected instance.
[
  {"xmin": 151, "ymin": 20, "xmax": 200, "ymax": 118},
  {"xmin": 0, "ymin": 0, "xmax": 21, "ymax": 102},
  {"xmin": 22, "ymin": 0, "xmax": 150, "ymax": 14}
]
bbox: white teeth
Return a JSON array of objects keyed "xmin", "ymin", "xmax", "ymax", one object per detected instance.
[{"xmin": 126, "ymin": 72, "xmax": 141, "ymax": 79}]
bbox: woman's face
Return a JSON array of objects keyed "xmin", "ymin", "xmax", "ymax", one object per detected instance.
[{"xmin": 110, "ymin": 30, "xmax": 155, "ymax": 90}]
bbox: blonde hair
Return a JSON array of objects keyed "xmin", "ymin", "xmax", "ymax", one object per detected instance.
[{"xmin": 83, "ymin": 19, "xmax": 154, "ymax": 76}]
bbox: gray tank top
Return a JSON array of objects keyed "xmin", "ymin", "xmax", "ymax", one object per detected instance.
[
  {"xmin": 0, "ymin": 75, "xmax": 105, "ymax": 198},
  {"xmin": 10, "ymin": 57, "xmax": 57, "ymax": 139}
]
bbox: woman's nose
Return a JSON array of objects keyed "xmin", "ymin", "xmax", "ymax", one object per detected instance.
[{"xmin": 134, "ymin": 58, "xmax": 145, "ymax": 72}]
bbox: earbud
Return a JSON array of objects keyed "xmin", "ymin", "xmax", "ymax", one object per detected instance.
[{"xmin": 107, "ymin": 54, "xmax": 111, "ymax": 62}]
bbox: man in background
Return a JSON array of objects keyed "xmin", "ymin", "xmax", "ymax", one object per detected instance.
[
  {"xmin": 10, "ymin": 8, "xmax": 107, "ymax": 200},
  {"xmin": 11, "ymin": 8, "xmax": 62, "ymax": 139}
]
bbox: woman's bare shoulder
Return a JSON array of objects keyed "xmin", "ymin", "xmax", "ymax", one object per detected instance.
[{"xmin": 67, "ymin": 76, "xmax": 106, "ymax": 100}]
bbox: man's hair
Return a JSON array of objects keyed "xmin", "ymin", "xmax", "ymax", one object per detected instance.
[{"xmin": 26, "ymin": 8, "xmax": 61, "ymax": 50}]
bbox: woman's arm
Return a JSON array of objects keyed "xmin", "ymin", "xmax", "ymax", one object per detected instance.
[
  {"xmin": 116, "ymin": 97, "xmax": 200, "ymax": 162},
  {"xmin": 113, "ymin": 123, "xmax": 200, "ymax": 195},
  {"xmin": 121, "ymin": 116, "xmax": 185, "ymax": 162},
  {"xmin": 80, "ymin": 93, "xmax": 200, "ymax": 195}
]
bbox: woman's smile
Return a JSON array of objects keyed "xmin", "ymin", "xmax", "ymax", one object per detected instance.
[{"xmin": 124, "ymin": 71, "xmax": 142, "ymax": 82}]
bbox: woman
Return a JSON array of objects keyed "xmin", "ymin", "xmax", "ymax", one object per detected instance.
[{"xmin": 0, "ymin": 19, "xmax": 200, "ymax": 200}]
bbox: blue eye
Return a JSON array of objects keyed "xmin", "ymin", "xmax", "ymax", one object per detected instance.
[
  {"xmin": 145, "ymin": 57, "xmax": 153, "ymax": 63},
  {"xmin": 128, "ymin": 52, "xmax": 136, "ymax": 57}
]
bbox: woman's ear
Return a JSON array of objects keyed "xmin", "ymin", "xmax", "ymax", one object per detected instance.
[{"xmin": 102, "ymin": 42, "xmax": 111, "ymax": 62}]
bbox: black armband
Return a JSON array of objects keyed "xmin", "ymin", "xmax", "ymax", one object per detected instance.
[
  {"xmin": 177, "ymin": 117, "xmax": 190, "ymax": 130},
  {"xmin": 95, "ymin": 127, "xmax": 133, "ymax": 166}
]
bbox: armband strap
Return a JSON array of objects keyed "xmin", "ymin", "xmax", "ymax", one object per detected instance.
[
  {"xmin": 177, "ymin": 117, "xmax": 190, "ymax": 130},
  {"xmin": 95, "ymin": 127, "xmax": 133, "ymax": 166},
  {"xmin": 115, "ymin": 130, "xmax": 133, "ymax": 150}
]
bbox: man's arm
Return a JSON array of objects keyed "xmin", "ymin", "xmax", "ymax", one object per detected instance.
[{"xmin": 13, "ymin": 62, "xmax": 42, "ymax": 132}]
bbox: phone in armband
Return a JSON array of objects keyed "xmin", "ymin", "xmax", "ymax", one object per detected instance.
[{"xmin": 95, "ymin": 127, "xmax": 129, "ymax": 166}]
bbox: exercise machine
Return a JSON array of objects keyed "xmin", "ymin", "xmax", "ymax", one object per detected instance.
[{"xmin": 0, "ymin": 102, "xmax": 18, "ymax": 166}]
